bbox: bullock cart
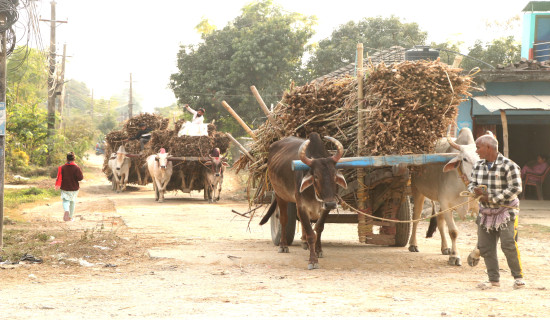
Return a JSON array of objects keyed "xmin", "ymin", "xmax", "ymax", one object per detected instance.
[
  {"xmin": 102, "ymin": 113, "xmax": 231, "ymax": 202},
  {"xmin": 234, "ymin": 58, "xmax": 473, "ymax": 252},
  {"xmin": 271, "ymin": 153, "xmax": 456, "ymax": 247}
]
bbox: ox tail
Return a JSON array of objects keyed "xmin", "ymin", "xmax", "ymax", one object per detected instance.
[
  {"xmin": 426, "ymin": 201, "xmax": 437, "ymax": 238},
  {"xmin": 259, "ymin": 199, "xmax": 277, "ymax": 225}
]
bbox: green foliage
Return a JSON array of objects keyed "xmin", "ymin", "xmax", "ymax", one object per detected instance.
[
  {"xmin": 7, "ymin": 46, "xmax": 48, "ymax": 104},
  {"xmin": 6, "ymin": 148, "xmax": 29, "ymax": 171},
  {"xmin": 170, "ymin": 0, "xmax": 316, "ymax": 132},
  {"xmin": 56, "ymin": 117, "xmax": 96, "ymax": 163},
  {"xmin": 97, "ymin": 112, "xmax": 118, "ymax": 135},
  {"xmin": 195, "ymin": 17, "xmax": 216, "ymax": 35},
  {"xmin": 3, "ymin": 187, "xmax": 60, "ymax": 209},
  {"xmin": 462, "ymin": 36, "xmax": 521, "ymax": 71},
  {"xmin": 5, "ymin": 92, "xmax": 50, "ymax": 167},
  {"xmin": 306, "ymin": 16, "xmax": 428, "ymax": 80}
]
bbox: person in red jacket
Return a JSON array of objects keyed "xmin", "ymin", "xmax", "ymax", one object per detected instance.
[{"xmin": 55, "ymin": 152, "xmax": 84, "ymax": 221}]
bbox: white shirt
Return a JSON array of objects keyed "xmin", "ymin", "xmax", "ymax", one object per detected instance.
[{"xmin": 186, "ymin": 106, "xmax": 204, "ymax": 125}]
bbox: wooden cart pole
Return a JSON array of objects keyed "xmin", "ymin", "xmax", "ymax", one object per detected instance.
[
  {"xmin": 221, "ymin": 100, "xmax": 257, "ymax": 140},
  {"xmin": 250, "ymin": 85, "xmax": 283, "ymax": 137},
  {"xmin": 355, "ymin": 43, "xmax": 369, "ymax": 243},
  {"xmin": 500, "ymin": 110, "xmax": 509, "ymax": 157}
]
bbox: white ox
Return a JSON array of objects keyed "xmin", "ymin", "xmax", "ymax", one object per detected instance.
[
  {"xmin": 409, "ymin": 127, "xmax": 480, "ymax": 266},
  {"xmin": 203, "ymin": 150, "xmax": 228, "ymax": 203},
  {"xmin": 109, "ymin": 145, "xmax": 131, "ymax": 193},
  {"xmin": 147, "ymin": 148, "xmax": 173, "ymax": 202}
]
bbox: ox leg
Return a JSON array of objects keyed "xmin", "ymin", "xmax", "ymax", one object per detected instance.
[
  {"xmin": 313, "ymin": 209, "xmax": 330, "ymax": 258},
  {"xmin": 408, "ymin": 188, "xmax": 424, "ymax": 252},
  {"xmin": 442, "ymin": 205, "xmax": 461, "ymax": 266},
  {"xmin": 160, "ymin": 178, "xmax": 170, "ymax": 202},
  {"xmin": 157, "ymin": 179, "xmax": 165, "ymax": 203},
  {"xmin": 299, "ymin": 211, "xmax": 318, "ymax": 269},
  {"xmin": 216, "ymin": 179, "xmax": 222, "ymax": 202},
  {"xmin": 437, "ymin": 212, "xmax": 450, "ymax": 255},
  {"xmin": 301, "ymin": 224, "xmax": 308, "ymax": 250},
  {"xmin": 208, "ymin": 184, "xmax": 215, "ymax": 203},
  {"xmin": 113, "ymin": 174, "xmax": 121, "ymax": 193},
  {"xmin": 152, "ymin": 178, "xmax": 159, "ymax": 201},
  {"xmin": 122, "ymin": 172, "xmax": 128, "ymax": 191},
  {"xmin": 276, "ymin": 196, "xmax": 290, "ymax": 254}
]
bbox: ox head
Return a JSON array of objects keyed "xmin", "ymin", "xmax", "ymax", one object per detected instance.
[
  {"xmin": 115, "ymin": 145, "xmax": 127, "ymax": 170},
  {"xmin": 298, "ymin": 133, "xmax": 347, "ymax": 210},
  {"xmin": 205, "ymin": 151, "xmax": 229, "ymax": 177},
  {"xmin": 443, "ymin": 127, "xmax": 479, "ymax": 184},
  {"xmin": 155, "ymin": 148, "xmax": 171, "ymax": 169}
]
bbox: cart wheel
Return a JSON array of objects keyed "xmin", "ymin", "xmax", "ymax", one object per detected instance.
[
  {"xmin": 394, "ymin": 196, "xmax": 412, "ymax": 247},
  {"xmin": 270, "ymin": 202, "xmax": 297, "ymax": 246}
]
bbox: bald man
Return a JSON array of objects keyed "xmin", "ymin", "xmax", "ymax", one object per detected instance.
[{"xmin": 467, "ymin": 134, "xmax": 525, "ymax": 289}]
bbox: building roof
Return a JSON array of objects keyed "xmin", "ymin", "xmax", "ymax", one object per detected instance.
[
  {"xmin": 474, "ymin": 95, "xmax": 550, "ymax": 112},
  {"xmin": 522, "ymin": 1, "xmax": 550, "ymax": 12},
  {"xmin": 312, "ymin": 46, "xmax": 406, "ymax": 83}
]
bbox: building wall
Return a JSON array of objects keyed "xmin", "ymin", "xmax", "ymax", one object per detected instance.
[{"xmin": 522, "ymin": 12, "xmax": 550, "ymax": 59}]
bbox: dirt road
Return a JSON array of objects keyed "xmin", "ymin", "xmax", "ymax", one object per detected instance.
[{"xmin": 1, "ymin": 154, "xmax": 550, "ymax": 319}]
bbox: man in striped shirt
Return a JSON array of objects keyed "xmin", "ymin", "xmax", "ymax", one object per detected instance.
[{"xmin": 467, "ymin": 133, "xmax": 525, "ymax": 289}]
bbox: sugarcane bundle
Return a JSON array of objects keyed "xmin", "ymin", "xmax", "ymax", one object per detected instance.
[
  {"xmin": 123, "ymin": 113, "xmax": 169, "ymax": 138},
  {"xmin": 362, "ymin": 59, "xmax": 470, "ymax": 155},
  {"xmin": 236, "ymin": 59, "xmax": 472, "ymax": 201}
]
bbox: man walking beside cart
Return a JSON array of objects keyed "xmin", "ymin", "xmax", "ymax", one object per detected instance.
[{"xmin": 467, "ymin": 133, "xmax": 525, "ymax": 290}]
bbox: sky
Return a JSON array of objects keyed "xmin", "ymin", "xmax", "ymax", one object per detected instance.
[{"xmin": 23, "ymin": 0, "xmax": 527, "ymax": 113}]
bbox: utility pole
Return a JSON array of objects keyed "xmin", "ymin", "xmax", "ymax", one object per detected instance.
[
  {"xmin": 128, "ymin": 73, "xmax": 133, "ymax": 119},
  {"xmin": 0, "ymin": 12, "xmax": 8, "ymax": 247},
  {"xmin": 40, "ymin": 1, "xmax": 66, "ymax": 163},
  {"xmin": 57, "ymin": 43, "xmax": 67, "ymax": 129}
]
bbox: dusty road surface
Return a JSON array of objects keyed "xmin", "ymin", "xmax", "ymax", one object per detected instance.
[{"xmin": 1, "ymin": 154, "xmax": 550, "ymax": 319}]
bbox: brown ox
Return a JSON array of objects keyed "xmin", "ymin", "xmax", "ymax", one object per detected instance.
[
  {"xmin": 203, "ymin": 148, "xmax": 229, "ymax": 203},
  {"xmin": 259, "ymin": 133, "xmax": 347, "ymax": 270}
]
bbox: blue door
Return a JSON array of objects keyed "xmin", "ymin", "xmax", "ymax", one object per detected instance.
[{"xmin": 535, "ymin": 16, "xmax": 550, "ymax": 61}]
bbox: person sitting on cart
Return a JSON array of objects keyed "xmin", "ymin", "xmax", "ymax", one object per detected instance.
[
  {"xmin": 126, "ymin": 123, "xmax": 152, "ymax": 152},
  {"xmin": 185, "ymin": 104, "xmax": 205, "ymax": 124},
  {"xmin": 178, "ymin": 105, "xmax": 208, "ymax": 136}
]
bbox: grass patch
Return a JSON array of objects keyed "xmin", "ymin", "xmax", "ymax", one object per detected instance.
[{"xmin": 3, "ymin": 187, "xmax": 60, "ymax": 209}]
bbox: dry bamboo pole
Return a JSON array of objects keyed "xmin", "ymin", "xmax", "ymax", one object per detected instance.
[
  {"xmin": 356, "ymin": 43, "xmax": 369, "ymax": 243},
  {"xmin": 226, "ymin": 133, "xmax": 256, "ymax": 162},
  {"xmin": 250, "ymin": 86, "xmax": 283, "ymax": 137},
  {"xmin": 500, "ymin": 110, "xmax": 509, "ymax": 157},
  {"xmin": 221, "ymin": 100, "xmax": 257, "ymax": 140}
]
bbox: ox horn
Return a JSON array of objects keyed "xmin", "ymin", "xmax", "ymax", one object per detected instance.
[
  {"xmin": 446, "ymin": 125, "xmax": 461, "ymax": 151},
  {"xmin": 298, "ymin": 139, "xmax": 313, "ymax": 166},
  {"xmin": 323, "ymin": 136, "xmax": 344, "ymax": 162}
]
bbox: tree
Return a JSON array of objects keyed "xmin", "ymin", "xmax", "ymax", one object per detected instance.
[
  {"xmin": 169, "ymin": 0, "xmax": 316, "ymax": 133},
  {"xmin": 306, "ymin": 16, "xmax": 428, "ymax": 80},
  {"xmin": 461, "ymin": 36, "xmax": 521, "ymax": 71},
  {"xmin": 7, "ymin": 47, "xmax": 48, "ymax": 105}
]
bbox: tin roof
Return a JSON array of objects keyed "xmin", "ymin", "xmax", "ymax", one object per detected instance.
[
  {"xmin": 522, "ymin": 1, "xmax": 550, "ymax": 12},
  {"xmin": 474, "ymin": 95, "xmax": 550, "ymax": 112}
]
